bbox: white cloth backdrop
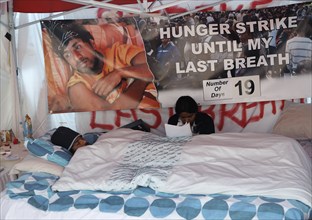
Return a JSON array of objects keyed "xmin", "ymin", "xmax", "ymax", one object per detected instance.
[{"xmin": 0, "ymin": 2, "xmax": 21, "ymax": 138}]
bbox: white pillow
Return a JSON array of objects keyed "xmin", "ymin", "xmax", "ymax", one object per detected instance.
[
  {"xmin": 272, "ymin": 103, "xmax": 312, "ymax": 139},
  {"xmin": 9, "ymin": 154, "xmax": 64, "ymax": 176}
]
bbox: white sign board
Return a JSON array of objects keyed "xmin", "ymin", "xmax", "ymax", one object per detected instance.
[{"xmin": 203, "ymin": 76, "xmax": 261, "ymax": 101}]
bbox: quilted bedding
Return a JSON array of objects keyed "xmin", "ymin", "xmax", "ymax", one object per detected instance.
[
  {"xmin": 2, "ymin": 172, "xmax": 311, "ymax": 219},
  {"xmin": 53, "ymin": 129, "xmax": 312, "ymax": 206},
  {"xmin": 1, "ymin": 128, "xmax": 312, "ymax": 219}
]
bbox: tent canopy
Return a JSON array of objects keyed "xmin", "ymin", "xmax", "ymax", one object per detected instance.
[
  {"xmin": 11, "ymin": 0, "xmax": 174, "ymax": 13},
  {"xmin": 12, "ymin": 0, "xmax": 143, "ymax": 13}
]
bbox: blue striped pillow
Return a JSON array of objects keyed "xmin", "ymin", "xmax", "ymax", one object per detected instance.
[{"xmin": 24, "ymin": 138, "xmax": 72, "ymax": 167}]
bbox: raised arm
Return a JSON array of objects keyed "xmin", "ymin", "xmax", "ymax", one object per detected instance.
[
  {"xmin": 68, "ymin": 79, "xmax": 148, "ymax": 112},
  {"xmin": 92, "ymin": 51, "xmax": 155, "ymax": 97}
]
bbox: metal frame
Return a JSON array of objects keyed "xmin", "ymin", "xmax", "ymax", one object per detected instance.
[{"xmin": 9, "ymin": 0, "xmax": 235, "ymax": 30}]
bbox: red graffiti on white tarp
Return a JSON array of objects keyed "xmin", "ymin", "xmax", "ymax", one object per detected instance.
[
  {"xmin": 89, "ymin": 100, "xmax": 287, "ymax": 132},
  {"xmin": 208, "ymin": 101, "xmax": 285, "ymax": 131}
]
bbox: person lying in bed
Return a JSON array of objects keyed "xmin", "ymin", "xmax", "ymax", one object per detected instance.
[
  {"xmin": 168, "ymin": 96, "xmax": 215, "ymax": 135},
  {"xmin": 51, "ymin": 126, "xmax": 100, "ymax": 153}
]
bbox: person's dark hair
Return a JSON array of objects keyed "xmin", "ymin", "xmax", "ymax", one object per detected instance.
[
  {"xmin": 51, "ymin": 126, "xmax": 81, "ymax": 151},
  {"xmin": 41, "ymin": 20, "xmax": 94, "ymax": 58},
  {"xmin": 175, "ymin": 96, "xmax": 198, "ymax": 114}
]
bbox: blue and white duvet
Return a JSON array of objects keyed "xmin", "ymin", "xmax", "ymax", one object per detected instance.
[
  {"xmin": 1, "ymin": 129, "xmax": 312, "ymax": 219},
  {"xmin": 2, "ymin": 171, "xmax": 311, "ymax": 220}
]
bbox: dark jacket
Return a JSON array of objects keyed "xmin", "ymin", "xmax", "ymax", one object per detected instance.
[{"xmin": 168, "ymin": 112, "xmax": 215, "ymax": 134}]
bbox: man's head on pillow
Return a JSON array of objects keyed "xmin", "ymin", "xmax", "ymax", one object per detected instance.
[{"xmin": 51, "ymin": 126, "xmax": 87, "ymax": 153}]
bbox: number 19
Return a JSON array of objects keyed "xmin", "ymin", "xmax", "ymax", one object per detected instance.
[{"xmin": 235, "ymin": 79, "xmax": 255, "ymax": 96}]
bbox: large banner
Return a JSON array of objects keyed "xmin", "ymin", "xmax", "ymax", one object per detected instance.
[
  {"xmin": 41, "ymin": 18, "xmax": 161, "ymax": 113},
  {"xmin": 41, "ymin": 1, "xmax": 312, "ymax": 113}
]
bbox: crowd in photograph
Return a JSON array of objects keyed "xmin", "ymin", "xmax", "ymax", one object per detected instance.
[{"xmin": 137, "ymin": 2, "xmax": 312, "ymax": 89}]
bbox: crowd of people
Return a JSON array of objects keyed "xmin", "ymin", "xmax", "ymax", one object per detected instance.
[{"xmin": 137, "ymin": 2, "xmax": 312, "ymax": 89}]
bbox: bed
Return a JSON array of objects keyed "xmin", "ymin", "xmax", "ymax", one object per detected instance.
[
  {"xmin": 1, "ymin": 103, "xmax": 312, "ymax": 220},
  {"xmin": 0, "ymin": 127, "xmax": 311, "ymax": 220}
]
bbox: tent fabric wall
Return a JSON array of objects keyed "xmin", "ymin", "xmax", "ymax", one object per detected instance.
[
  {"xmin": 0, "ymin": 3, "xmax": 21, "ymax": 138},
  {"xmin": 11, "ymin": 11, "xmax": 97, "ymax": 139},
  {"xmin": 7, "ymin": 7, "xmax": 130, "ymax": 139}
]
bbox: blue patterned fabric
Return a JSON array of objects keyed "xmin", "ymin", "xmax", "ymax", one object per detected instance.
[
  {"xmin": 25, "ymin": 139, "xmax": 72, "ymax": 167},
  {"xmin": 24, "ymin": 130, "xmax": 102, "ymax": 167},
  {"xmin": 82, "ymin": 132, "xmax": 103, "ymax": 145},
  {"xmin": 6, "ymin": 173, "xmax": 312, "ymax": 220}
]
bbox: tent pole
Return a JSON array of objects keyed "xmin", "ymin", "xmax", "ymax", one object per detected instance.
[
  {"xmin": 7, "ymin": 0, "xmax": 18, "ymax": 74},
  {"xmin": 169, "ymin": 0, "xmax": 230, "ymax": 20},
  {"xmin": 8, "ymin": 0, "xmax": 23, "ymax": 140},
  {"xmin": 135, "ymin": 0, "xmax": 145, "ymax": 12},
  {"xmin": 14, "ymin": 0, "xmax": 112, "ymax": 29}
]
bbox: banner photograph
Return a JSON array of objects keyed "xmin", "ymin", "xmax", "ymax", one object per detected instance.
[
  {"xmin": 143, "ymin": 1, "xmax": 312, "ymax": 107},
  {"xmin": 41, "ymin": 18, "xmax": 160, "ymax": 113},
  {"xmin": 41, "ymin": 2, "xmax": 312, "ymax": 113}
]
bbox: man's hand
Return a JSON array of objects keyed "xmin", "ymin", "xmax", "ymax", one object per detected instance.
[
  {"xmin": 92, "ymin": 52, "xmax": 154, "ymax": 97},
  {"xmin": 92, "ymin": 70, "xmax": 122, "ymax": 97}
]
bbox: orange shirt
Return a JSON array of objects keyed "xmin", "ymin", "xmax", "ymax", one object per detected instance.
[{"xmin": 67, "ymin": 42, "xmax": 159, "ymax": 109}]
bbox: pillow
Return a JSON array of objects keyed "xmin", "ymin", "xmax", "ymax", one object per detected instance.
[
  {"xmin": 24, "ymin": 138, "xmax": 72, "ymax": 167},
  {"xmin": 38, "ymin": 128, "xmax": 57, "ymax": 143},
  {"xmin": 9, "ymin": 154, "xmax": 64, "ymax": 176},
  {"xmin": 272, "ymin": 103, "xmax": 312, "ymax": 139},
  {"xmin": 83, "ymin": 132, "xmax": 103, "ymax": 145}
]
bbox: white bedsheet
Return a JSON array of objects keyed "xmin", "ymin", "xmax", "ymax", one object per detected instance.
[{"xmin": 52, "ymin": 128, "xmax": 312, "ymax": 207}]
